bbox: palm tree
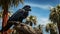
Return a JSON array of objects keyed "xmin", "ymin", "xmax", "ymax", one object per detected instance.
[
  {"xmin": 45, "ymin": 23, "xmax": 57, "ymax": 34},
  {"xmin": 33, "ymin": 25, "xmax": 43, "ymax": 34},
  {"xmin": 25, "ymin": 15, "xmax": 37, "ymax": 26},
  {"xmin": 38, "ymin": 25, "xmax": 43, "ymax": 34},
  {"xmin": 0, "ymin": 0, "xmax": 24, "ymax": 34},
  {"xmin": 49, "ymin": 4, "xmax": 60, "ymax": 34},
  {"xmin": 38, "ymin": 25, "xmax": 41, "ymax": 29}
]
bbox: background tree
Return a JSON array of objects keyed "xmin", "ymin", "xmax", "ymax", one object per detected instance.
[
  {"xmin": 38, "ymin": 25, "xmax": 43, "ymax": 34},
  {"xmin": 38, "ymin": 25, "xmax": 42, "ymax": 30},
  {"xmin": 49, "ymin": 4, "xmax": 60, "ymax": 34},
  {"xmin": 45, "ymin": 23, "xmax": 57, "ymax": 34},
  {"xmin": 25, "ymin": 15, "xmax": 37, "ymax": 26},
  {"xmin": 0, "ymin": 0, "xmax": 24, "ymax": 34},
  {"xmin": 33, "ymin": 25, "xmax": 43, "ymax": 34}
]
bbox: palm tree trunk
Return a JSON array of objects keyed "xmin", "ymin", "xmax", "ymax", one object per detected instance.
[
  {"xmin": 57, "ymin": 23, "xmax": 60, "ymax": 34},
  {"xmin": 2, "ymin": 4, "xmax": 8, "ymax": 34}
]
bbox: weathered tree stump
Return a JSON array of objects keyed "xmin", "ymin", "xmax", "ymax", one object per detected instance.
[{"xmin": 13, "ymin": 23, "xmax": 37, "ymax": 34}]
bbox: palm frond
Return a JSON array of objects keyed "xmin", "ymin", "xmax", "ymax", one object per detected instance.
[
  {"xmin": 25, "ymin": 15, "xmax": 37, "ymax": 26},
  {"xmin": 0, "ymin": 0, "xmax": 24, "ymax": 8}
]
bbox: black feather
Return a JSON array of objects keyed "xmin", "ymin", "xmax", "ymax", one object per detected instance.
[{"xmin": 1, "ymin": 9, "xmax": 29, "ymax": 32}]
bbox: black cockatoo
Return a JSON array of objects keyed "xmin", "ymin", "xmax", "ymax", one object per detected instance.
[{"xmin": 1, "ymin": 5, "xmax": 31, "ymax": 32}]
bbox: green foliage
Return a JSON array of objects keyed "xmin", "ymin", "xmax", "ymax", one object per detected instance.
[
  {"xmin": 45, "ymin": 23, "xmax": 57, "ymax": 34},
  {"xmin": 0, "ymin": 0, "xmax": 24, "ymax": 8},
  {"xmin": 49, "ymin": 4, "xmax": 60, "ymax": 23},
  {"xmin": 25, "ymin": 15, "xmax": 37, "ymax": 26},
  {"xmin": 49, "ymin": 5, "xmax": 60, "ymax": 34}
]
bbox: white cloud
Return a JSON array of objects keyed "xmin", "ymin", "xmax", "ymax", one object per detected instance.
[
  {"xmin": 36, "ymin": 17, "xmax": 51, "ymax": 27},
  {"xmin": 24, "ymin": 3, "xmax": 53, "ymax": 10}
]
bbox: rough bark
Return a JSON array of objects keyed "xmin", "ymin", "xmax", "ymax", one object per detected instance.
[
  {"xmin": 13, "ymin": 23, "xmax": 37, "ymax": 34},
  {"xmin": 2, "ymin": 4, "xmax": 8, "ymax": 34},
  {"xmin": 57, "ymin": 23, "xmax": 60, "ymax": 34}
]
